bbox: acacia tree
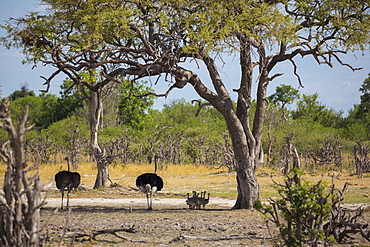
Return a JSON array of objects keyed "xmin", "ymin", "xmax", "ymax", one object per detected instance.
[
  {"xmin": 1, "ymin": 5, "xmax": 150, "ymax": 188},
  {"xmin": 2, "ymin": 0, "xmax": 369, "ymax": 208}
]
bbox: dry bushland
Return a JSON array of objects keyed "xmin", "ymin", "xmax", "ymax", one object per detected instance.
[{"xmin": 1, "ymin": 163, "xmax": 370, "ymax": 246}]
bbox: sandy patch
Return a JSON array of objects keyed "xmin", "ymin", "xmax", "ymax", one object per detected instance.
[{"xmin": 43, "ymin": 197, "xmax": 236, "ymax": 209}]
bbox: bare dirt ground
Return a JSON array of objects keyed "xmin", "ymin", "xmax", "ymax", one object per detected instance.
[{"xmin": 41, "ymin": 188, "xmax": 370, "ymax": 247}]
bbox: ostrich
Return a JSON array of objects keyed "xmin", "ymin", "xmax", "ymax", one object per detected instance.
[
  {"xmin": 135, "ymin": 156, "xmax": 163, "ymax": 210},
  {"xmin": 201, "ymin": 191, "xmax": 210, "ymax": 209},
  {"xmin": 55, "ymin": 157, "xmax": 81, "ymax": 209}
]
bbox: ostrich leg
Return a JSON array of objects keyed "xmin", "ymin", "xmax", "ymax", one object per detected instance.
[
  {"xmin": 147, "ymin": 192, "xmax": 153, "ymax": 210},
  {"xmin": 61, "ymin": 189, "xmax": 64, "ymax": 210},
  {"xmin": 66, "ymin": 190, "xmax": 70, "ymax": 209}
]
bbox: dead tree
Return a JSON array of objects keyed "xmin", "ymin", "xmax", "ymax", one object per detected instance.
[
  {"xmin": 200, "ymin": 133, "xmax": 236, "ymax": 171},
  {"xmin": 68, "ymin": 126, "xmax": 83, "ymax": 170},
  {"xmin": 26, "ymin": 130, "xmax": 58, "ymax": 165},
  {"xmin": 353, "ymin": 141, "xmax": 370, "ymax": 178},
  {"xmin": 0, "ymin": 98, "xmax": 43, "ymax": 246},
  {"xmin": 147, "ymin": 125, "xmax": 171, "ymax": 163},
  {"xmin": 307, "ymin": 135, "xmax": 343, "ymax": 170},
  {"xmin": 324, "ymin": 182, "xmax": 370, "ymax": 243},
  {"xmin": 220, "ymin": 132, "xmax": 236, "ymax": 171},
  {"xmin": 105, "ymin": 132, "xmax": 131, "ymax": 164},
  {"xmin": 187, "ymin": 137, "xmax": 205, "ymax": 164},
  {"xmin": 280, "ymin": 133, "xmax": 300, "ymax": 175}
]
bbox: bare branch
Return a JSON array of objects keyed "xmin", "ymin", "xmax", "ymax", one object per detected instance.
[
  {"xmin": 331, "ymin": 53, "xmax": 363, "ymax": 71},
  {"xmin": 289, "ymin": 58, "xmax": 304, "ymax": 88},
  {"xmin": 191, "ymin": 100, "xmax": 212, "ymax": 117}
]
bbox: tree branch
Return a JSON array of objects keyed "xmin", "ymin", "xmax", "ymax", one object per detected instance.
[
  {"xmin": 63, "ymin": 226, "xmax": 139, "ymax": 241},
  {"xmin": 289, "ymin": 58, "xmax": 304, "ymax": 88},
  {"xmin": 191, "ymin": 100, "xmax": 212, "ymax": 117}
]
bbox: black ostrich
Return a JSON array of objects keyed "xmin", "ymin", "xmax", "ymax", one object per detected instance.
[
  {"xmin": 135, "ymin": 156, "xmax": 163, "ymax": 210},
  {"xmin": 55, "ymin": 157, "xmax": 81, "ymax": 210}
]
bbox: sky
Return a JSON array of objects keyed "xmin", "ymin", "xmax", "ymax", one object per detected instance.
[{"xmin": 0, "ymin": 1, "xmax": 369, "ymax": 114}]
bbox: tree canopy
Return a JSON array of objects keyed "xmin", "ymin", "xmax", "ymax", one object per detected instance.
[{"xmin": 1, "ymin": 0, "xmax": 369, "ymax": 209}]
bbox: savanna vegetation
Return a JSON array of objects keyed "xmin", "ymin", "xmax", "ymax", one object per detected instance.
[
  {"xmin": 1, "ymin": 0, "xmax": 370, "ymax": 246},
  {"xmin": 2, "ymin": 0, "xmax": 370, "ymax": 210},
  {"xmin": 1, "ymin": 77, "xmax": 370, "ymax": 175},
  {"xmin": 3, "ymin": 75, "xmax": 370, "ymax": 246}
]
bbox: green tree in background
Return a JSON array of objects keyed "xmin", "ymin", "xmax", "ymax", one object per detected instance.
[
  {"xmin": 269, "ymin": 84, "xmax": 300, "ymax": 110},
  {"xmin": 292, "ymin": 93, "xmax": 343, "ymax": 128},
  {"xmin": 117, "ymin": 81, "xmax": 155, "ymax": 130},
  {"xmin": 10, "ymin": 96, "xmax": 42, "ymax": 125},
  {"xmin": 355, "ymin": 73, "xmax": 370, "ymax": 120},
  {"xmin": 9, "ymin": 89, "xmax": 83, "ymax": 128},
  {"xmin": 8, "ymin": 83, "xmax": 35, "ymax": 101},
  {"xmin": 343, "ymin": 73, "xmax": 370, "ymax": 142}
]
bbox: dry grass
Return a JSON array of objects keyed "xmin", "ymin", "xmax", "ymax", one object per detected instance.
[
  {"xmin": 1, "ymin": 162, "xmax": 370, "ymax": 246},
  {"xmin": 1, "ymin": 162, "xmax": 369, "ymax": 204}
]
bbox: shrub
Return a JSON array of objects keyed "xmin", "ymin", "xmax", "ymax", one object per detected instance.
[{"xmin": 256, "ymin": 169, "xmax": 333, "ymax": 246}]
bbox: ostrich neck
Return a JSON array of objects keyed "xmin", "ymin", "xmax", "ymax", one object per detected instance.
[
  {"xmin": 66, "ymin": 158, "xmax": 70, "ymax": 172},
  {"xmin": 154, "ymin": 156, "xmax": 158, "ymax": 174},
  {"xmin": 154, "ymin": 155, "xmax": 158, "ymax": 174}
]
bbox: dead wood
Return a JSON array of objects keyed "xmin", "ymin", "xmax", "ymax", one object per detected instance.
[
  {"xmin": 171, "ymin": 233, "xmax": 271, "ymax": 242},
  {"xmin": 63, "ymin": 226, "xmax": 141, "ymax": 242},
  {"xmin": 0, "ymin": 98, "xmax": 42, "ymax": 247}
]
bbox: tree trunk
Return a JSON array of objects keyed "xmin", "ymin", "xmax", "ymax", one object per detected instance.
[
  {"xmin": 232, "ymin": 38, "xmax": 261, "ymax": 209},
  {"xmin": 233, "ymin": 157, "xmax": 260, "ymax": 209},
  {"xmin": 182, "ymin": 53, "xmax": 261, "ymax": 209},
  {"xmin": 93, "ymin": 153, "xmax": 110, "ymax": 188},
  {"xmin": 225, "ymin": 113, "xmax": 260, "ymax": 209},
  {"xmin": 88, "ymin": 88, "xmax": 109, "ymax": 189}
]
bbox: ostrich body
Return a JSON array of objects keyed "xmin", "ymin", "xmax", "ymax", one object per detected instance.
[
  {"xmin": 55, "ymin": 157, "xmax": 81, "ymax": 209},
  {"xmin": 135, "ymin": 156, "xmax": 163, "ymax": 210}
]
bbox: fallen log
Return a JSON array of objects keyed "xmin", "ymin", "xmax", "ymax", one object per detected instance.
[
  {"xmin": 170, "ymin": 233, "xmax": 272, "ymax": 243},
  {"xmin": 62, "ymin": 226, "xmax": 146, "ymax": 242}
]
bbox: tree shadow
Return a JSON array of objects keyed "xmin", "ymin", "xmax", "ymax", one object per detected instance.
[{"xmin": 40, "ymin": 206, "xmax": 232, "ymax": 214}]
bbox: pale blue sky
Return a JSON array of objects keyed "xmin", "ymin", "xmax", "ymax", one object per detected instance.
[{"xmin": 1, "ymin": 1, "xmax": 369, "ymax": 113}]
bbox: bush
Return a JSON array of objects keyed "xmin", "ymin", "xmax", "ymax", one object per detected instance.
[{"xmin": 256, "ymin": 169, "xmax": 333, "ymax": 246}]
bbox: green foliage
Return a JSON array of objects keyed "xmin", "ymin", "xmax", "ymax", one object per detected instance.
[
  {"xmin": 9, "ymin": 95, "xmax": 43, "ymax": 126},
  {"xmin": 256, "ymin": 169, "xmax": 333, "ymax": 246},
  {"xmin": 341, "ymin": 121, "xmax": 370, "ymax": 142},
  {"xmin": 337, "ymin": 74, "xmax": 370, "ymax": 144},
  {"xmin": 291, "ymin": 93, "xmax": 344, "ymax": 128},
  {"xmin": 9, "ymin": 92, "xmax": 83, "ymax": 128},
  {"xmin": 44, "ymin": 116, "xmax": 89, "ymax": 152},
  {"xmin": 291, "ymin": 0, "xmax": 370, "ymax": 52},
  {"xmin": 269, "ymin": 84, "xmax": 300, "ymax": 109},
  {"xmin": 159, "ymin": 98, "xmax": 226, "ymax": 140},
  {"xmin": 284, "ymin": 119, "xmax": 339, "ymax": 152},
  {"xmin": 99, "ymin": 124, "xmax": 130, "ymax": 144},
  {"xmin": 353, "ymin": 73, "xmax": 370, "ymax": 120},
  {"xmin": 8, "ymin": 84, "xmax": 35, "ymax": 101},
  {"xmin": 116, "ymin": 81, "xmax": 155, "ymax": 130},
  {"xmin": 175, "ymin": 0, "xmax": 298, "ymax": 53},
  {"xmin": 57, "ymin": 80, "xmax": 85, "ymax": 118}
]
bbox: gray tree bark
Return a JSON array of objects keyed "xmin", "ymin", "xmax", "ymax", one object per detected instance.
[
  {"xmin": 88, "ymin": 88, "xmax": 110, "ymax": 189},
  {"xmin": 0, "ymin": 98, "xmax": 42, "ymax": 246}
]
